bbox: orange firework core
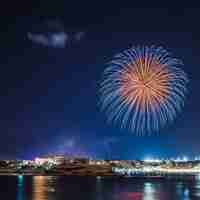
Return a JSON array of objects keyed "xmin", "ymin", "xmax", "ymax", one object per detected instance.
[{"xmin": 119, "ymin": 58, "xmax": 170, "ymax": 110}]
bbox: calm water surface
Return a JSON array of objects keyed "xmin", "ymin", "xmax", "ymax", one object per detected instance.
[{"xmin": 2, "ymin": 175, "xmax": 200, "ymax": 199}]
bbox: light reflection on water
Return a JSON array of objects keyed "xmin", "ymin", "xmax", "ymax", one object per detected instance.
[
  {"xmin": 17, "ymin": 175, "xmax": 24, "ymax": 200},
  {"xmin": 142, "ymin": 182, "xmax": 156, "ymax": 200},
  {"xmin": 13, "ymin": 175, "xmax": 200, "ymax": 200},
  {"xmin": 32, "ymin": 176, "xmax": 47, "ymax": 200}
]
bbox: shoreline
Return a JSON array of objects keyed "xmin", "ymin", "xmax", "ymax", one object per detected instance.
[{"xmin": 2, "ymin": 173, "xmax": 199, "ymax": 180}]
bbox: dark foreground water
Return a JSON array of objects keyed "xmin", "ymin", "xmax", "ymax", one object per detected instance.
[{"xmin": 3, "ymin": 175, "xmax": 200, "ymax": 199}]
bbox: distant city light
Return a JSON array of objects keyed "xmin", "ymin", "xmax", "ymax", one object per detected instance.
[
  {"xmin": 143, "ymin": 157, "xmax": 162, "ymax": 163},
  {"xmin": 183, "ymin": 156, "xmax": 188, "ymax": 162}
]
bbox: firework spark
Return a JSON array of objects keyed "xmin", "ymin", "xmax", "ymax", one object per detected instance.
[{"xmin": 100, "ymin": 46, "xmax": 188, "ymax": 135}]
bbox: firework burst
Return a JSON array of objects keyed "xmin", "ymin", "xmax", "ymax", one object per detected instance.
[{"xmin": 100, "ymin": 45, "xmax": 188, "ymax": 135}]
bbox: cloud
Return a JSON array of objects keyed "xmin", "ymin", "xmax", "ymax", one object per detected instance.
[
  {"xmin": 74, "ymin": 31, "xmax": 85, "ymax": 41},
  {"xmin": 28, "ymin": 19, "xmax": 85, "ymax": 48},
  {"xmin": 52, "ymin": 136, "xmax": 88, "ymax": 157},
  {"xmin": 27, "ymin": 31, "xmax": 69, "ymax": 48},
  {"xmin": 61, "ymin": 138, "xmax": 75, "ymax": 149}
]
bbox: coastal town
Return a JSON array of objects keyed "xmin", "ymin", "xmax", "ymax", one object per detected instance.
[{"xmin": 2, "ymin": 155, "xmax": 200, "ymax": 177}]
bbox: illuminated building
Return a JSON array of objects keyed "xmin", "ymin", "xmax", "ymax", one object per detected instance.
[{"xmin": 34, "ymin": 154, "xmax": 65, "ymax": 166}]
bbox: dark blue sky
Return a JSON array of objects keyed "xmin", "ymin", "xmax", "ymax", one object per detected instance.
[{"xmin": 0, "ymin": 4, "xmax": 200, "ymax": 159}]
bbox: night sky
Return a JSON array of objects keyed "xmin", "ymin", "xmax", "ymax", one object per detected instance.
[{"xmin": 0, "ymin": 3, "xmax": 200, "ymax": 159}]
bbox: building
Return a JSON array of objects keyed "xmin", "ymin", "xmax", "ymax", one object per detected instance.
[{"xmin": 34, "ymin": 154, "xmax": 65, "ymax": 166}]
